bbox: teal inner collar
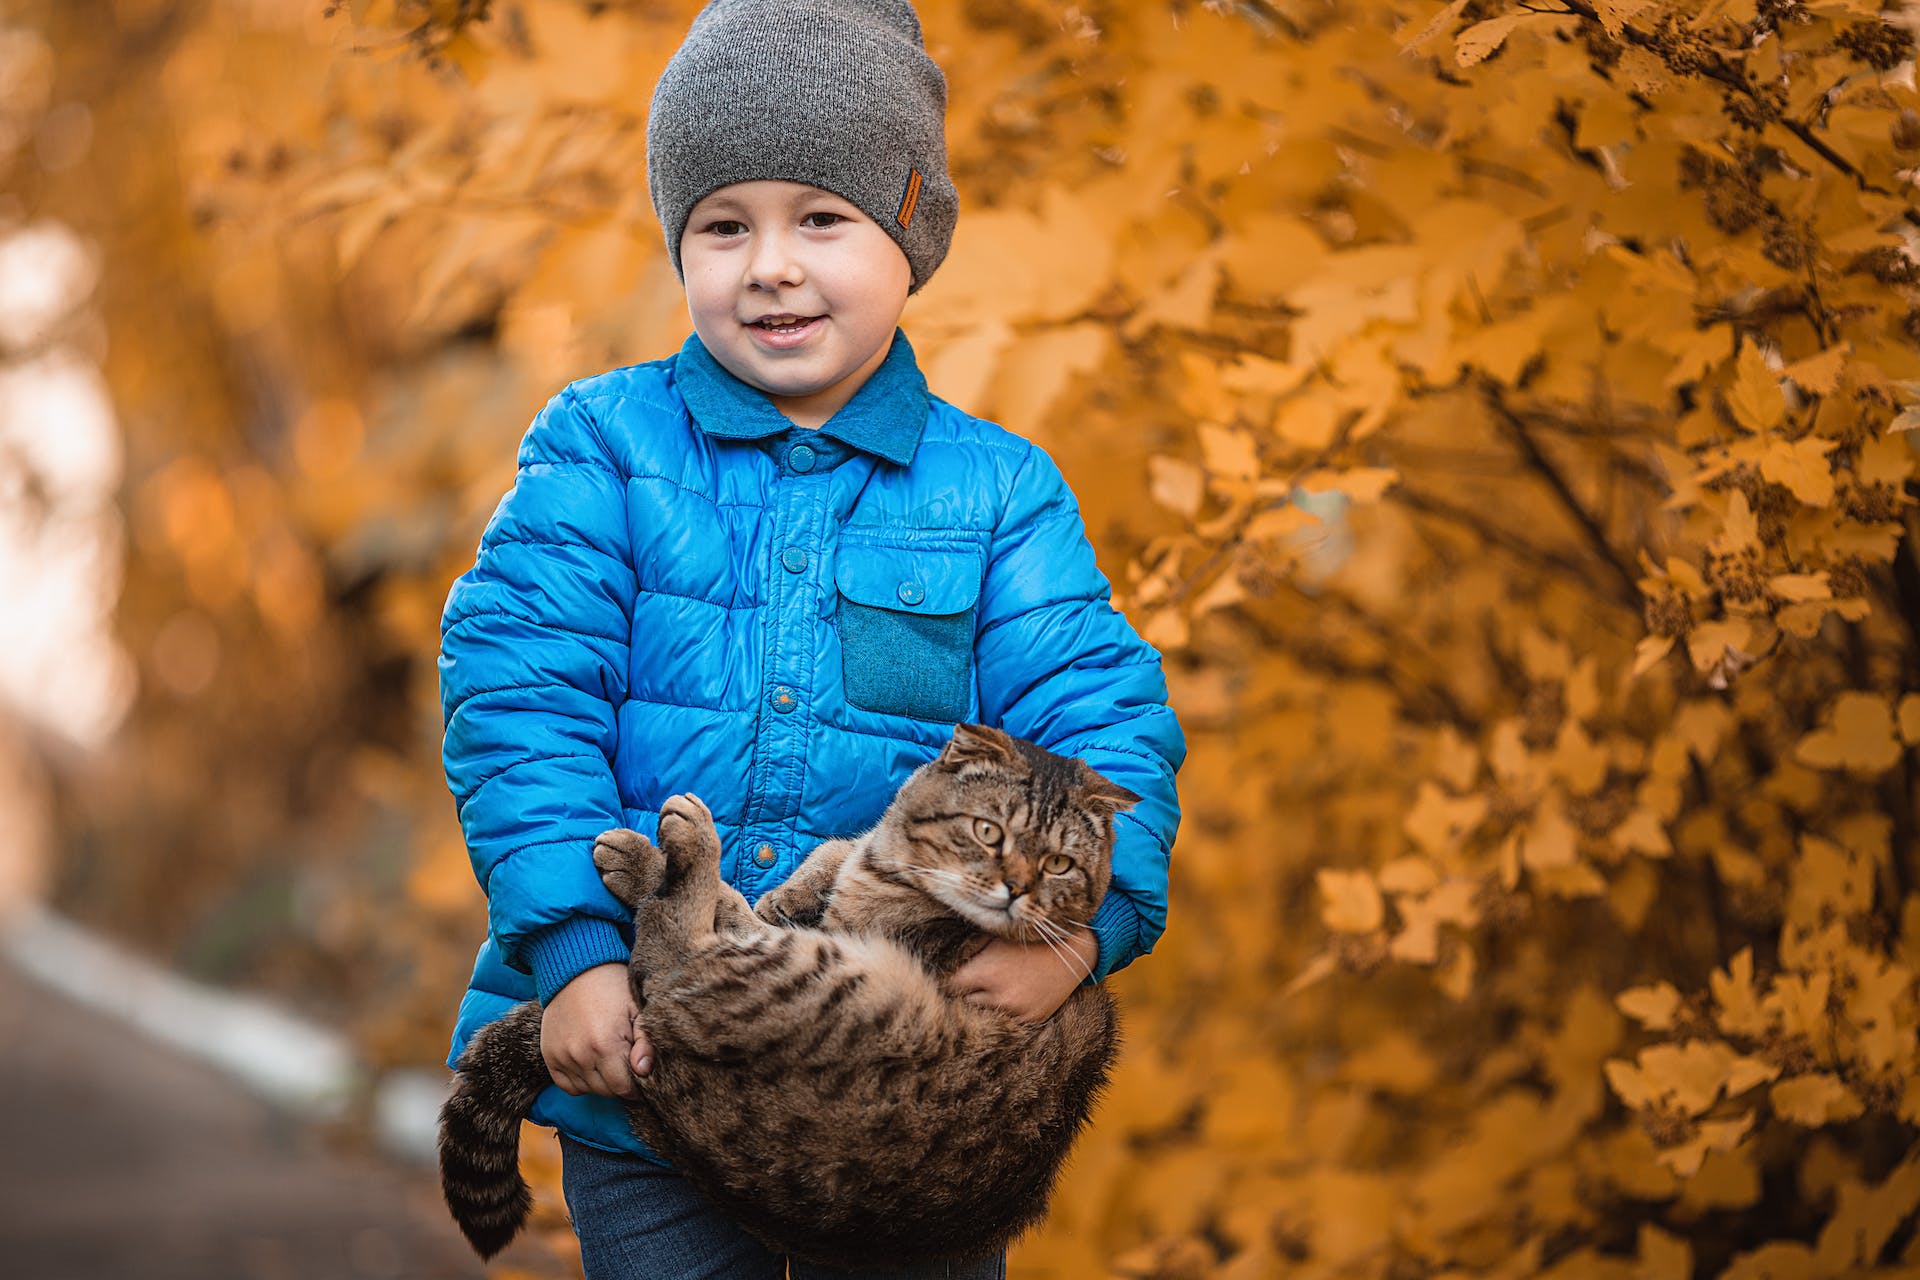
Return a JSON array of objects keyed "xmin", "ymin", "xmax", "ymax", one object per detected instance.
[{"xmin": 675, "ymin": 327, "xmax": 930, "ymax": 467}]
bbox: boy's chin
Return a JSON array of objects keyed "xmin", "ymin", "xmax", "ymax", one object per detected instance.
[
  {"xmin": 726, "ymin": 364, "xmax": 834, "ymax": 401},
  {"xmin": 713, "ymin": 348, "xmax": 845, "ymax": 397}
]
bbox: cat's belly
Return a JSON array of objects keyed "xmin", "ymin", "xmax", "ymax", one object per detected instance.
[{"xmin": 619, "ymin": 928, "xmax": 1119, "ymax": 1269}]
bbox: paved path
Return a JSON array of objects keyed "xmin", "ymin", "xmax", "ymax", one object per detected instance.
[{"xmin": 0, "ymin": 957, "xmax": 559, "ymax": 1280}]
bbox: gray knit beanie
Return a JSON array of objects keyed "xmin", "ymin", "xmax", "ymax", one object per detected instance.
[{"xmin": 646, "ymin": 0, "xmax": 958, "ymax": 293}]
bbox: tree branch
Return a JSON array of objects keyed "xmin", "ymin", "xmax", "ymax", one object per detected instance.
[
  {"xmin": 1481, "ymin": 381, "xmax": 1644, "ymax": 610},
  {"xmin": 1237, "ymin": 595, "xmax": 1483, "ymax": 732},
  {"xmin": 1553, "ymin": 0, "xmax": 1891, "ymax": 196}
]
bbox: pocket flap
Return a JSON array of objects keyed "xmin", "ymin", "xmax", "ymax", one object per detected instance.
[{"xmin": 834, "ymin": 543, "xmax": 983, "ymax": 615}]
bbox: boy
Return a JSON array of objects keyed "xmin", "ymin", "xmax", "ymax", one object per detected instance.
[{"xmin": 438, "ymin": 0, "xmax": 1184, "ymax": 1275}]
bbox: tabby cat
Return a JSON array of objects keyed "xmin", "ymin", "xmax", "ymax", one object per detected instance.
[{"xmin": 438, "ymin": 723, "xmax": 1137, "ymax": 1270}]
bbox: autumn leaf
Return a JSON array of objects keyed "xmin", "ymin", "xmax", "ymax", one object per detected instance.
[
  {"xmin": 1455, "ymin": 15, "xmax": 1529, "ymax": 67},
  {"xmin": 1660, "ymin": 1115, "xmax": 1754, "ymax": 1178},
  {"xmin": 1607, "ymin": 1040, "xmax": 1777, "ymax": 1116},
  {"xmin": 1148, "ymin": 456, "xmax": 1205, "ymax": 517},
  {"xmin": 1686, "ymin": 619, "xmax": 1752, "ymax": 674},
  {"xmin": 1319, "ymin": 868, "xmax": 1385, "ymax": 933},
  {"xmin": 1768, "ymin": 572, "xmax": 1830, "ymax": 603},
  {"xmin": 1553, "ymin": 722, "xmax": 1609, "ymax": 796},
  {"xmin": 1710, "ymin": 490, "xmax": 1760, "ymax": 555},
  {"xmin": 1198, "ymin": 422, "xmax": 1259, "ymax": 487},
  {"xmin": 1389, "ymin": 879, "xmax": 1480, "ymax": 964},
  {"xmin": 1399, "ymin": 0, "xmax": 1470, "ymax": 52},
  {"xmin": 1781, "ymin": 344, "xmax": 1849, "ymax": 396},
  {"xmin": 1242, "ymin": 504, "xmax": 1319, "ymax": 543},
  {"xmin": 1771, "ymin": 1074, "xmax": 1865, "ymax": 1126},
  {"xmin": 1616, "ymin": 982, "xmax": 1683, "ymax": 1031},
  {"xmin": 1795, "ymin": 692, "xmax": 1903, "ymax": 774},
  {"xmin": 1632, "ymin": 634, "xmax": 1675, "ymax": 677},
  {"xmin": 1712, "ymin": 949, "xmax": 1772, "ymax": 1039},
  {"xmin": 1855, "ymin": 435, "xmax": 1915, "ymax": 488},
  {"xmin": 1899, "ymin": 693, "xmax": 1920, "ymax": 745},
  {"xmin": 1611, "ymin": 807, "xmax": 1671, "ymax": 858},
  {"xmin": 1378, "ymin": 855, "xmax": 1440, "ymax": 896},
  {"xmin": 1764, "ymin": 970, "xmax": 1832, "ymax": 1046},
  {"xmin": 1727, "ymin": 343, "xmax": 1786, "ymax": 433},
  {"xmin": 1760, "ymin": 437, "xmax": 1836, "ymax": 507},
  {"xmin": 1402, "ymin": 780, "xmax": 1487, "ymax": 857},
  {"xmin": 1522, "ymin": 792, "xmax": 1579, "ymax": 870}
]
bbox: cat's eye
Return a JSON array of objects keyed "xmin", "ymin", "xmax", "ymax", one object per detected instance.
[
  {"xmin": 973, "ymin": 818, "xmax": 1003, "ymax": 846},
  {"xmin": 1040, "ymin": 853, "xmax": 1074, "ymax": 875}
]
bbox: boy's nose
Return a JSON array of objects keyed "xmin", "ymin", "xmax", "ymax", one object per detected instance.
[{"xmin": 745, "ymin": 230, "xmax": 803, "ymax": 289}]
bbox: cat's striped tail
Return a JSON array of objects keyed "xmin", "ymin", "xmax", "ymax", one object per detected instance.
[{"xmin": 438, "ymin": 1001, "xmax": 552, "ymax": 1259}]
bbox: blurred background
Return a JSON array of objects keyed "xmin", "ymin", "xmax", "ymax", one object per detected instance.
[{"xmin": 3, "ymin": 0, "xmax": 1920, "ymax": 1277}]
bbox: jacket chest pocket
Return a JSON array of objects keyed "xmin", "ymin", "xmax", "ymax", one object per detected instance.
[{"xmin": 833, "ymin": 541, "xmax": 982, "ymax": 723}]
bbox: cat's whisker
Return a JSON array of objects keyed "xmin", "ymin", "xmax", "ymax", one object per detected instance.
[
  {"xmin": 892, "ymin": 862, "xmax": 975, "ymax": 888},
  {"xmin": 1016, "ymin": 913, "xmax": 1086, "ymax": 980},
  {"xmin": 1027, "ymin": 914, "xmax": 1073, "ymax": 946},
  {"xmin": 1034, "ymin": 916, "xmax": 1102, "ymax": 981},
  {"xmin": 892, "ymin": 863, "xmax": 999, "ymax": 903}
]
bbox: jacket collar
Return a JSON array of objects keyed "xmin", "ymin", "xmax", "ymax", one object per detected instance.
[{"xmin": 674, "ymin": 328, "xmax": 929, "ymax": 467}]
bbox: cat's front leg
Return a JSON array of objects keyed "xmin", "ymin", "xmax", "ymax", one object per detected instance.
[
  {"xmin": 753, "ymin": 837, "xmax": 857, "ymax": 928},
  {"xmin": 593, "ymin": 828, "xmax": 665, "ymax": 908},
  {"xmin": 639, "ymin": 793, "xmax": 727, "ymax": 954}
]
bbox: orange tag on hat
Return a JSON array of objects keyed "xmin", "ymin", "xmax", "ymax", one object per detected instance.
[{"xmin": 896, "ymin": 167, "xmax": 923, "ymax": 229}]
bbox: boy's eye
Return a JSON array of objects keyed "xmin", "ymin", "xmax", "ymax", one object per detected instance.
[
  {"xmin": 801, "ymin": 212, "xmax": 845, "ymax": 229},
  {"xmin": 704, "ymin": 219, "xmax": 747, "ymax": 236}
]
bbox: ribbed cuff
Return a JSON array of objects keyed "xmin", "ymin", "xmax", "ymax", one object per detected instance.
[
  {"xmin": 1085, "ymin": 891, "xmax": 1142, "ymax": 983},
  {"xmin": 527, "ymin": 917, "xmax": 633, "ymax": 1006}
]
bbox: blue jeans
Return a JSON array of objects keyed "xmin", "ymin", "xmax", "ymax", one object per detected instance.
[{"xmin": 559, "ymin": 1136, "xmax": 1009, "ymax": 1280}]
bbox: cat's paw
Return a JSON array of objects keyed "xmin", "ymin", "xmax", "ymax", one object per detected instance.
[
  {"xmin": 753, "ymin": 883, "xmax": 825, "ymax": 928},
  {"xmin": 593, "ymin": 828, "xmax": 665, "ymax": 906},
  {"xmin": 657, "ymin": 794, "xmax": 721, "ymax": 872},
  {"xmin": 752, "ymin": 887, "xmax": 794, "ymax": 925}
]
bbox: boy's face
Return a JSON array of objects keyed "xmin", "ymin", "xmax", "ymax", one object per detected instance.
[{"xmin": 679, "ymin": 180, "xmax": 913, "ymax": 430}]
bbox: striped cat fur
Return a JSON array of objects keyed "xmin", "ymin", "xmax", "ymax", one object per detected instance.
[{"xmin": 438, "ymin": 723, "xmax": 1137, "ymax": 1270}]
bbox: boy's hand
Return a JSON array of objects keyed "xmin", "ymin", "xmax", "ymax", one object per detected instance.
[
  {"xmin": 947, "ymin": 930, "xmax": 1100, "ymax": 1023},
  {"xmin": 540, "ymin": 962, "xmax": 655, "ymax": 1097}
]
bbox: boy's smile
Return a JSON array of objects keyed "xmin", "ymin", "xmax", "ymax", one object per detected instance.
[{"xmin": 679, "ymin": 180, "xmax": 913, "ymax": 431}]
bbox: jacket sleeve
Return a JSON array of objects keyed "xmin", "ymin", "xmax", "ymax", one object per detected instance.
[
  {"xmin": 973, "ymin": 443, "xmax": 1186, "ymax": 981},
  {"xmin": 439, "ymin": 387, "xmax": 637, "ymax": 1004}
]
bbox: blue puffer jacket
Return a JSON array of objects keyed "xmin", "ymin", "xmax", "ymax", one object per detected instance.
[{"xmin": 439, "ymin": 328, "xmax": 1185, "ymax": 1157}]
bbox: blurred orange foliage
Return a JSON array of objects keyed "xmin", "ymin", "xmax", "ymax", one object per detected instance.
[{"xmin": 11, "ymin": 0, "xmax": 1920, "ymax": 1275}]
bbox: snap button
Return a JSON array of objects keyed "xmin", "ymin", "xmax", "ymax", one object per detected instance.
[
  {"xmin": 780, "ymin": 548, "xmax": 808, "ymax": 574},
  {"xmin": 897, "ymin": 580, "xmax": 925, "ymax": 606},
  {"xmin": 769, "ymin": 686, "xmax": 798, "ymax": 714},
  {"xmin": 754, "ymin": 843, "xmax": 776, "ymax": 867},
  {"xmin": 788, "ymin": 444, "xmax": 816, "ymax": 473}
]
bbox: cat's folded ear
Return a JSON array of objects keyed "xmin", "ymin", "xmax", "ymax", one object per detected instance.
[
  {"xmin": 937, "ymin": 722, "xmax": 1021, "ymax": 770},
  {"xmin": 1077, "ymin": 763, "xmax": 1141, "ymax": 814}
]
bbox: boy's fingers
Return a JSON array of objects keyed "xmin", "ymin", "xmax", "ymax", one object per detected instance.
[
  {"xmin": 595, "ymin": 1057, "xmax": 637, "ymax": 1099},
  {"xmin": 631, "ymin": 1021, "xmax": 655, "ymax": 1077}
]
